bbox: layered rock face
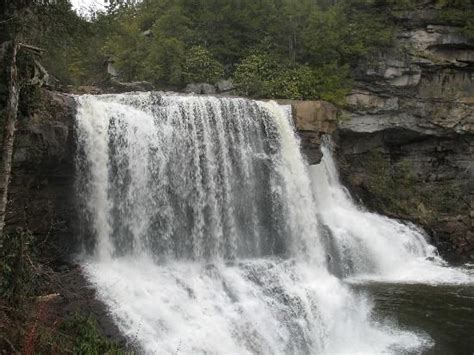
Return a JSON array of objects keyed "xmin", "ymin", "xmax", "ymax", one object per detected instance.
[{"xmin": 335, "ymin": 6, "xmax": 474, "ymax": 260}]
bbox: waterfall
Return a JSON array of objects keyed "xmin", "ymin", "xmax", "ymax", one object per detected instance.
[
  {"xmin": 310, "ymin": 139, "xmax": 472, "ymax": 285},
  {"xmin": 74, "ymin": 92, "xmax": 470, "ymax": 354},
  {"xmin": 75, "ymin": 93, "xmax": 322, "ymax": 264}
]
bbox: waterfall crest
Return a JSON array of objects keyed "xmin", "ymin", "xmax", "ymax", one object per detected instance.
[{"xmin": 75, "ymin": 92, "xmax": 471, "ymax": 354}]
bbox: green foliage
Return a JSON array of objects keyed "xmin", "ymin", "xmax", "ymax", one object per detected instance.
[
  {"xmin": 60, "ymin": 314, "xmax": 123, "ymax": 354},
  {"xmin": 5, "ymin": 0, "xmax": 473, "ymax": 101},
  {"xmin": 302, "ymin": 4, "xmax": 393, "ymax": 67},
  {"xmin": 1, "ymin": 0, "xmax": 401, "ymax": 101},
  {"xmin": 183, "ymin": 46, "xmax": 224, "ymax": 84},
  {"xmin": 302, "ymin": 64, "xmax": 352, "ymax": 104},
  {"xmin": 233, "ymin": 52, "xmax": 278, "ymax": 98},
  {"xmin": 437, "ymin": 4, "xmax": 474, "ymax": 40},
  {"xmin": 234, "ymin": 53, "xmax": 351, "ymax": 102},
  {"xmin": 434, "ymin": 0, "xmax": 473, "ymax": 8},
  {"xmin": 0, "ymin": 229, "xmax": 38, "ymax": 303},
  {"xmin": 0, "ymin": 227, "xmax": 123, "ymax": 353},
  {"xmin": 18, "ymin": 312, "xmax": 125, "ymax": 354},
  {"xmin": 16, "ymin": 0, "xmax": 473, "ymax": 101}
]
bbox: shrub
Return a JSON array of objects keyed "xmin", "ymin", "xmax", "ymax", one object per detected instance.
[{"xmin": 234, "ymin": 53, "xmax": 351, "ymax": 103}]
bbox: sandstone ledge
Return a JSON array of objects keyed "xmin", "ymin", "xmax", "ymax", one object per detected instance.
[{"xmin": 277, "ymin": 99, "xmax": 338, "ymax": 164}]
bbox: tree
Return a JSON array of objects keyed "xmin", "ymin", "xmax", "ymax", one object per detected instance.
[
  {"xmin": 183, "ymin": 46, "xmax": 224, "ymax": 84},
  {"xmin": 233, "ymin": 52, "xmax": 278, "ymax": 98},
  {"xmin": 0, "ymin": 0, "xmax": 57, "ymax": 233}
]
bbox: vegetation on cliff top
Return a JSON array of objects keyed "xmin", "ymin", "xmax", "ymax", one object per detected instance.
[
  {"xmin": 1, "ymin": 0, "xmax": 473, "ymax": 103},
  {"xmin": 3, "ymin": 0, "xmax": 393, "ymax": 103}
]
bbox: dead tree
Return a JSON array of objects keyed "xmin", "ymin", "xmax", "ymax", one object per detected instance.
[{"xmin": 0, "ymin": 41, "xmax": 45, "ymax": 234}]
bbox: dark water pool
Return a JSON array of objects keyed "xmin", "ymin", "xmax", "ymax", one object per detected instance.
[{"xmin": 355, "ymin": 282, "xmax": 474, "ymax": 354}]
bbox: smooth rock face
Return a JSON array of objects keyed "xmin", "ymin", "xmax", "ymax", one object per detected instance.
[{"xmin": 334, "ymin": 6, "xmax": 474, "ymax": 259}]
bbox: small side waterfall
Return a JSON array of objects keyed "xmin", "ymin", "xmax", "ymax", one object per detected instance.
[
  {"xmin": 310, "ymin": 140, "xmax": 471, "ymax": 284},
  {"xmin": 74, "ymin": 92, "xmax": 470, "ymax": 354}
]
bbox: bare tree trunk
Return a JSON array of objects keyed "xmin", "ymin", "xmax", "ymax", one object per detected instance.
[{"xmin": 0, "ymin": 40, "xmax": 20, "ymax": 234}]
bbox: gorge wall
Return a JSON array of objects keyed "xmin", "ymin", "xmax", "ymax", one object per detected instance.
[
  {"xmin": 334, "ymin": 5, "xmax": 474, "ymax": 260},
  {"xmin": 6, "ymin": 6, "xmax": 474, "ymax": 263}
]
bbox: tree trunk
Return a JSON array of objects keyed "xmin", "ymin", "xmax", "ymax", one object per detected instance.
[{"xmin": 0, "ymin": 40, "xmax": 20, "ymax": 234}]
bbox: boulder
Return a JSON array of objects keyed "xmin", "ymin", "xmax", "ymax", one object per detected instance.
[
  {"xmin": 142, "ymin": 29, "xmax": 153, "ymax": 37},
  {"xmin": 216, "ymin": 79, "xmax": 235, "ymax": 93}
]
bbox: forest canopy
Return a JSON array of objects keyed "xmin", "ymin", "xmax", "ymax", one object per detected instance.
[{"xmin": 1, "ymin": 0, "xmax": 473, "ymax": 103}]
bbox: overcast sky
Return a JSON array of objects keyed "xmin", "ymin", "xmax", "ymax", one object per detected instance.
[{"xmin": 70, "ymin": 0, "xmax": 107, "ymax": 14}]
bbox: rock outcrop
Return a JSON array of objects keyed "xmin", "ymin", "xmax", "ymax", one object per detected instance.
[
  {"xmin": 184, "ymin": 79, "xmax": 236, "ymax": 95},
  {"xmin": 5, "ymin": 90, "xmax": 77, "ymax": 254},
  {"xmin": 4, "ymin": 89, "xmax": 127, "ymax": 347},
  {"xmin": 278, "ymin": 100, "xmax": 338, "ymax": 164},
  {"xmin": 334, "ymin": 4, "xmax": 474, "ymax": 260}
]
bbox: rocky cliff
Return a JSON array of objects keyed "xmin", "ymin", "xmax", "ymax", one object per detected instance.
[
  {"xmin": 333, "ymin": 5, "xmax": 474, "ymax": 260},
  {"xmin": 3, "ymin": 89, "xmax": 127, "ymax": 346},
  {"xmin": 6, "ymin": 90, "xmax": 77, "ymax": 254}
]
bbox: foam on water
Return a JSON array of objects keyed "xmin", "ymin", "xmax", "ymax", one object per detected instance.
[{"xmin": 83, "ymin": 257, "xmax": 432, "ymax": 354}]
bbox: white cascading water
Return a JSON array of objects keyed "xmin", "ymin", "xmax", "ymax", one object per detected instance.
[
  {"xmin": 310, "ymin": 140, "xmax": 472, "ymax": 285},
  {"xmin": 74, "ymin": 92, "xmax": 470, "ymax": 354}
]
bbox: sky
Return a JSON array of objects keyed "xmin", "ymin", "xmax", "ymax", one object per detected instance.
[{"xmin": 70, "ymin": 0, "xmax": 107, "ymax": 15}]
